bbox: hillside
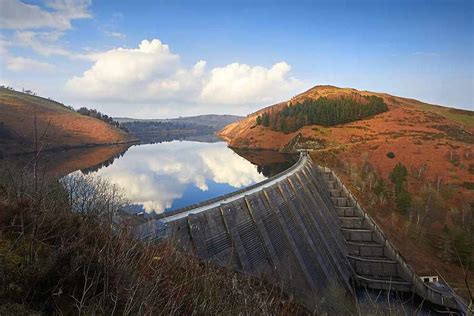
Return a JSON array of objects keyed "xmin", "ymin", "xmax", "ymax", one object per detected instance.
[
  {"xmin": 220, "ymin": 85, "xmax": 473, "ymax": 150},
  {"xmin": 0, "ymin": 167, "xmax": 303, "ymax": 315},
  {"xmin": 0, "ymin": 87, "xmax": 136, "ymax": 155},
  {"xmin": 219, "ymin": 85, "xmax": 474, "ymax": 298},
  {"xmin": 115, "ymin": 114, "xmax": 244, "ymax": 130}
]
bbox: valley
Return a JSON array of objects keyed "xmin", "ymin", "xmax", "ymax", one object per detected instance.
[{"xmin": 1, "ymin": 1, "xmax": 472, "ymax": 314}]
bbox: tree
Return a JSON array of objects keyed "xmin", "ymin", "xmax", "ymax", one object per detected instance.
[
  {"xmin": 259, "ymin": 95, "xmax": 388, "ymax": 132},
  {"xmin": 389, "ymin": 163, "xmax": 411, "ymax": 213},
  {"xmin": 256, "ymin": 115, "xmax": 262, "ymax": 125},
  {"xmin": 261, "ymin": 113, "xmax": 270, "ymax": 127},
  {"xmin": 390, "ymin": 162, "xmax": 408, "ymax": 192}
]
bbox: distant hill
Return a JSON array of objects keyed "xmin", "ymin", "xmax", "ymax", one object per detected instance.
[
  {"xmin": 116, "ymin": 114, "xmax": 243, "ymax": 144},
  {"xmin": 219, "ymin": 85, "xmax": 474, "ymax": 298},
  {"xmin": 0, "ymin": 87, "xmax": 135, "ymax": 155},
  {"xmin": 115, "ymin": 114, "xmax": 243, "ymax": 130}
]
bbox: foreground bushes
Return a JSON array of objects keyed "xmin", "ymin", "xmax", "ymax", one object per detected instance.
[{"xmin": 0, "ymin": 168, "xmax": 303, "ymax": 315}]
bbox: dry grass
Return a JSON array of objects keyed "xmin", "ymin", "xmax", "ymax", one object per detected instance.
[
  {"xmin": 220, "ymin": 85, "xmax": 473, "ymax": 303},
  {"xmin": 0, "ymin": 166, "xmax": 304, "ymax": 315},
  {"xmin": 0, "ymin": 87, "xmax": 133, "ymax": 155},
  {"xmin": 311, "ymin": 150, "xmax": 473, "ymax": 303}
]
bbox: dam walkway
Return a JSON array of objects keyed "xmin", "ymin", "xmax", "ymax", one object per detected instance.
[{"xmin": 138, "ymin": 152, "xmax": 468, "ymax": 313}]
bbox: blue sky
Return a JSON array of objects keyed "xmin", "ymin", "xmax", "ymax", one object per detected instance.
[{"xmin": 0, "ymin": 0, "xmax": 472, "ymax": 117}]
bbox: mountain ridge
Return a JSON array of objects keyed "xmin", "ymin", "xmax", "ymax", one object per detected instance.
[{"xmin": 115, "ymin": 114, "xmax": 244, "ymax": 130}]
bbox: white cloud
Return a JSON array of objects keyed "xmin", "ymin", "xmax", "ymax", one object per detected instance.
[
  {"xmin": 413, "ymin": 51, "xmax": 439, "ymax": 57},
  {"xmin": 14, "ymin": 31, "xmax": 69, "ymax": 56},
  {"xmin": 200, "ymin": 62, "xmax": 302, "ymax": 105},
  {"xmin": 104, "ymin": 31, "xmax": 126, "ymax": 39},
  {"xmin": 0, "ymin": 0, "xmax": 91, "ymax": 30},
  {"xmin": 65, "ymin": 38, "xmax": 303, "ymax": 111},
  {"xmin": 12, "ymin": 31, "xmax": 94, "ymax": 60},
  {"xmin": 66, "ymin": 39, "xmax": 200, "ymax": 102},
  {"xmin": 0, "ymin": 34, "xmax": 11, "ymax": 55},
  {"xmin": 6, "ymin": 56, "xmax": 55, "ymax": 72}
]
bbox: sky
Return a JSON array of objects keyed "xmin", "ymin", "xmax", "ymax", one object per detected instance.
[{"xmin": 0, "ymin": 0, "xmax": 473, "ymax": 118}]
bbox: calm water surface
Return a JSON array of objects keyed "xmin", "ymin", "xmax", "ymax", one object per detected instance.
[{"xmin": 76, "ymin": 141, "xmax": 295, "ymax": 215}]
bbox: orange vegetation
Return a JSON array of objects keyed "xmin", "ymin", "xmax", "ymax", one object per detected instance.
[
  {"xmin": 0, "ymin": 87, "xmax": 135, "ymax": 155},
  {"xmin": 220, "ymin": 85, "xmax": 474, "ymax": 296}
]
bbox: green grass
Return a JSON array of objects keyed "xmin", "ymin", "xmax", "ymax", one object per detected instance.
[
  {"xmin": 0, "ymin": 87, "xmax": 75, "ymax": 114},
  {"xmin": 415, "ymin": 102, "xmax": 474, "ymax": 128}
]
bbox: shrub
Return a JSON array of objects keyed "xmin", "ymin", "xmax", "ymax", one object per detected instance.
[
  {"xmin": 461, "ymin": 182, "xmax": 474, "ymax": 190},
  {"xmin": 0, "ymin": 167, "xmax": 303, "ymax": 315},
  {"xmin": 386, "ymin": 151, "xmax": 395, "ymax": 159},
  {"xmin": 389, "ymin": 163, "xmax": 411, "ymax": 213}
]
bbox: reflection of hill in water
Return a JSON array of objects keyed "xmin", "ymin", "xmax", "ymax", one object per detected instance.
[
  {"xmin": 231, "ymin": 149, "xmax": 298, "ymax": 177},
  {"xmin": 80, "ymin": 148, "xmax": 129, "ymax": 174},
  {"xmin": 66, "ymin": 142, "xmax": 298, "ymax": 177},
  {"xmin": 0, "ymin": 144, "xmax": 132, "ymax": 177},
  {"xmin": 1, "ymin": 138, "xmax": 296, "ymax": 181}
]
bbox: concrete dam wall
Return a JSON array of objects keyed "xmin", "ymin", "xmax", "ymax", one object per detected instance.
[{"xmin": 138, "ymin": 153, "xmax": 467, "ymax": 313}]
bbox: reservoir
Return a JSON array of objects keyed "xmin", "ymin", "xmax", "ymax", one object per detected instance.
[{"xmin": 66, "ymin": 140, "xmax": 296, "ymax": 215}]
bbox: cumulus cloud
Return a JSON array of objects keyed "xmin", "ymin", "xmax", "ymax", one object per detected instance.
[
  {"xmin": 0, "ymin": 0, "xmax": 91, "ymax": 30},
  {"xmin": 200, "ymin": 62, "xmax": 301, "ymax": 105},
  {"xmin": 65, "ymin": 38, "xmax": 303, "ymax": 111},
  {"xmin": 6, "ymin": 56, "xmax": 55, "ymax": 72},
  {"xmin": 66, "ymin": 39, "xmax": 190, "ymax": 101}
]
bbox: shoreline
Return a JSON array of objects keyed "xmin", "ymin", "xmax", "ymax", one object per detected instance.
[{"xmin": 0, "ymin": 139, "xmax": 139, "ymax": 158}]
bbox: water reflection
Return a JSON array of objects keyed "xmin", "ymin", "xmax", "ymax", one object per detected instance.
[
  {"xmin": 0, "ymin": 143, "xmax": 133, "ymax": 177},
  {"xmin": 233, "ymin": 149, "xmax": 297, "ymax": 178},
  {"xmin": 91, "ymin": 141, "xmax": 269, "ymax": 214},
  {"xmin": 1, "ymin": 139, "xmax": 295, "ymax": 215}
]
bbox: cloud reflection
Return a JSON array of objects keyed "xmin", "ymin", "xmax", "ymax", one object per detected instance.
[{"xmin": 91, "ymin": 141, "xmax": 265, "ymax": 214}]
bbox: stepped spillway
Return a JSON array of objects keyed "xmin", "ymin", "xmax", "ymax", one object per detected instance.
[{"xmin": 137, "ymin": 152, "xmax": 468, "ymax": 314}]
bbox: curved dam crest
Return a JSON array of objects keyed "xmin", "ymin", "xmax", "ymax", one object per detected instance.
[{"xmin": 138, "ymin": 152, "xmax": 468, "ymax": 314}]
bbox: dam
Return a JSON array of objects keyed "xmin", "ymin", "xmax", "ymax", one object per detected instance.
[{"xmin": 138, "ymin": 152, "xmax": 468, "ymax": 314}]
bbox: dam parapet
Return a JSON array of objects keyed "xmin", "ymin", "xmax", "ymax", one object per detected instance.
[{"xmin": 137, "ymin": 152, "xmax": 468, "ymax": 314}]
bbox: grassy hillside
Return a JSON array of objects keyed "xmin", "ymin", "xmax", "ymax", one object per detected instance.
[
  {"xmin": 219, "ymin": 85, "xmax": 473, "ymax": 150},
  {"xmin": 0, "ymin": 87, "xmax": 135, "ymax": 155},
  {"xmin": 219, "ymin": 85, "xmax": 474, "ymax": 299}
]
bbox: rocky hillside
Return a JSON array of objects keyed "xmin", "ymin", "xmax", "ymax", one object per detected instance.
[
  {"xmin": 0, "ymin": 87, "xmax": 136, "ymax": 155},
  {"xmin": 220, "ymin": 85, "xmax": 474, "ymax": 299}
]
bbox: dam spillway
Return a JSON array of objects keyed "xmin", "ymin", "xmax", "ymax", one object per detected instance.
[{"xmin": 138, "ymin": 152, "xmax": 467, "ymax": 313}]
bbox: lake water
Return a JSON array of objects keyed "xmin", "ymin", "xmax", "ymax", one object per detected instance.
[{"xmin": 73, "ymin": 140, "xmax": 295, "ymax": 215}]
